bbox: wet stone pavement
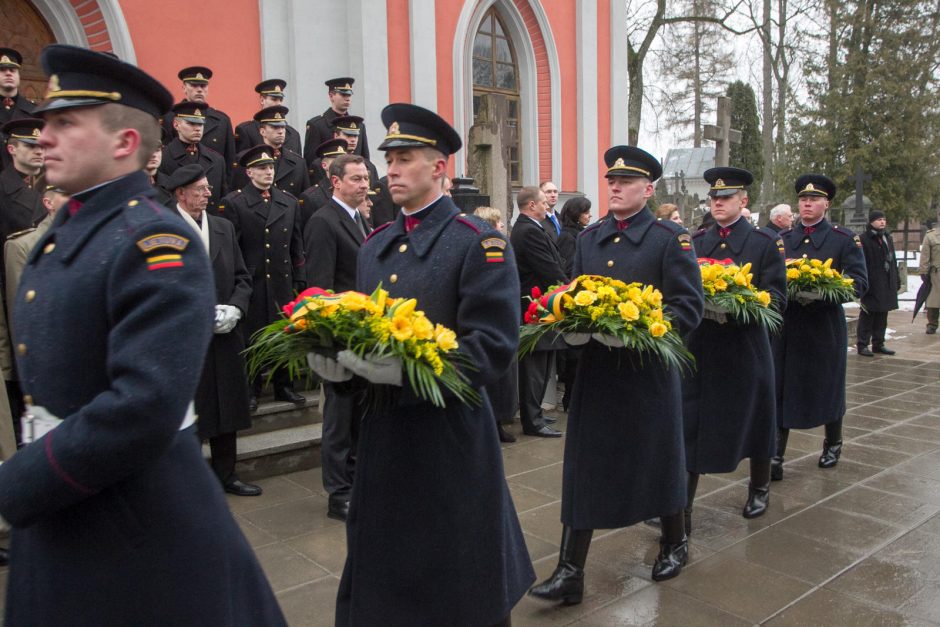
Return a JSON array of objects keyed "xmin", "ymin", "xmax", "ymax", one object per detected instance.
[{"xmin": 6, "ymin": 309, "xmax": 940, "ymax": 625}]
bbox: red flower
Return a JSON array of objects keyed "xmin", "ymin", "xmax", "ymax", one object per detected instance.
[
  {"xmin": 539, "ymin": 295, "xmax": 549, "ymax": 308},
  {"xmin": 524, "ymin": 301, "xmax": 540, "ymax": 324},
  {"xmin": 531, "ymin": 286, "xmax": 542, "ymax": 300}
]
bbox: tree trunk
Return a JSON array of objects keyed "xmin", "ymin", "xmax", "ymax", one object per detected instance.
[{"xmin": 760, "ymin": 0, "xmax": 773, "ymax": 202}]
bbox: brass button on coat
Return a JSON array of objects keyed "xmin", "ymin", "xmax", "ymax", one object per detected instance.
[
  {"xmin": 607, "ymin": 260, "xmax": 614, "ymax": 268},
  {"xmin": 17, "ymin": 344, "xmax": 26, "ymax": 356},
  {"xmin": 399, "ymin": 244, "xmax": 408, "ymax": 253},
  {"xmin": 44, "ymin": 243, "xmax": 55, "ymax": 254},
  {"xmin": 25, "ymin": 290, "xmax": 35, "ymax": 302},
  {"xmin": 390, "ymin": 274, "xmax": 398, "ymax": 283}
]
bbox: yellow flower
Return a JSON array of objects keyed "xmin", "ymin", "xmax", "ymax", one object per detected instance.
[
  {"xmin": 390, "ymin": 316, "xmax": 413, "ymax": 341},
  {"xmin": 412, "ymin": 314, "xmax": 434, "ymax": 340},
  {"xmin": 756, "ymin": 291, "xmax": 771, "ymax": 307},
  {"xmin": 581, "ymin": 278, "xmax": 597, "ymax": 292},
  {"xmin": 574, "ymin": 290, "xmax": 598, "ymax": 306},
  {"xmin": 810, "ymin": 258, "xmax": 822, "ymax": 268},
  {"xmin": 714, "ymin": 278, "xmax": 728, "ymax": 291},
  {"xmin": 373, "ymin": 288, "xmax": 388, "ymax": 312},
  {"xmin": 434, "ymin": 324, "xmax": 458, "ymax": 351},
  {"xmin": 649, "ymin": 322, "xmax": 668, "ymax": 337},
  {"xmin": 823, "ymin": 268, "xmax": 834, "ymax": 278},
  {"xmin": 339, "ymin": 292, "xmax": 370, "ymax": 311},
  {"xmin": 392, "ymin": 298, "xmax": 417, "ymax": 318},
  {"xmin": 734, "ymin": 272, "xmax": 748, "ymax": 287},
  {"xmin": 618, "ymin": 301, "xmax": 640, "ymax": 321},
  {"xmin": 648, "ymin": 307, "xmax": 664, "ymax": 321},
  {"xmin": 786, "ymin": 268, "xmax": 801, "ymax": 280},
  {"xmin": 645, "ymin": 288, "xmax": 663, "ymax": 307},
  {"xmin": 627, "ymin": 286, "xmax": 644, "ymax": 305}
]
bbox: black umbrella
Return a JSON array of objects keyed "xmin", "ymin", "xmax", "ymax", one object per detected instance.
[{"xmin": 913, "ymin": 276, "xmax": 932, "ymax": 321}]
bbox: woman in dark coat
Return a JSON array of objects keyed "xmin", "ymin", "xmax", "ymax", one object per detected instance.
[
  {"xmin": 857, "ymin": 210, "xmax": 899, "ymax": 355},
  {"xmin": 555, "ymin": 197, "xmax": 591, "ymax": 411}
]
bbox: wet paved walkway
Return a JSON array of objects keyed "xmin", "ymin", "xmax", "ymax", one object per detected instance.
[{"xmin": 8, "ymin": 310, "xmax": 940, "ymax": 625}]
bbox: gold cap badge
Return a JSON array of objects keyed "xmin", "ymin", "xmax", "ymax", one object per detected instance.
[
  {"xmin": 48, "ymin": 74, "xmax": 60, "ymax": 93},
  {"xmin": 31, "ymin": 129, "xmax": 40, "ymax": 137},
  {"xmin": 715, "ymin": 179, "xmax": 725, "ymax": 187},
  {"xmin": 614, "ymin": 157, "xmax": 626, "ymax": 168},
  {"xmin": 350, "ymin": 122, "xmax": 358, "ymax": 129},
  {"xmin": 261, "ymin": 152, "xmax": 271, "ymax": 160},
  {"xmin": 806, "ymin": 183, "xmax": 816, "ymax": 192},
  {"xmin": 0, "ymin": 56, "xmax": 10, "ymax": 65},
  {"xmin": 389, "ymin": 122, "xmax": 400, "ymax": 134},
  {"xmin": 195, "ymin": 72, "xmax": 205, "ymax": 80}
]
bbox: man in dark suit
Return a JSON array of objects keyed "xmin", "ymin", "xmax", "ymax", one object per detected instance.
[
  {"xmin": 168, "ymin": 164, "xmax": 260, "ymax": 497},
  {"xmin": 0, "ymin": 49, "xmax": 35, "ymax": 126},
  {"xmin": 298, "ymin": 138, "xmax": 346, "ymax": 228},
  {"xmin": 235, "ymin": 79, "xmax": 302, "ymax": 155},
  {"xmin": 144, "ymin": 127, "xmax": 173, "ymax": 207},
  {"xmin": 232, "ymin": 106, "xmax": 308, "ymax": 197},
  {"xmin": 0, "ymin": 118, "xmax": 45, "ymax": 244},
  {"xmin": 303, "ymin": 153, "xmax": 370, "ymax": 520},
  {"xmin": 510, "ymin": 185, "xmax": 565, "ymax": 438},
  {"xmin": 0, "ymin": 44, "xmax": 285, "ymax": 626},
  {"xmin": 159, "ymin": 102, "xmax": 228, "ymax": 212},
  {"xmin": 307, "ymin": 102, "xmax": 533, "ymax": 627},
  {"xmin": 162, "ymin": 66, "xmax": 237, "ymax": 174},
  {"xmin": 219, "ymin": 145, "xmax": 306, "ymax": 409},
  {"xmin": 540, "ymin": 180, "xmax": 562, "ymax": 241},
  {"xmin": 766, "ymin": 204, "xmax": 793, "ymax": 233},
  {"xmin": 303, "ymin": 77, "xmax": 369, "ymax": 172}
]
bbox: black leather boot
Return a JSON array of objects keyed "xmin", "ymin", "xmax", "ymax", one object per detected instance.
[
  {"xmin": 819, "ymin": 420, "xmax": 843, "ymax": 468},
  {"xmin": 652, "ymin": 511, "xmax": 688, "ymax": 582},
  {"xmin": 770, "ymin": 428, "xmax": 789, "ymax": 481},
  {"xmin": 743, "ymin": 459, "xmax": 771, "ymax": 518},
  {"xmin": 528, "ymin": 527, "xmax": 593, "ymax": 605},
  {"xmin": 685, "ymin": 472, "xmax": 699, "ymax": 536}
]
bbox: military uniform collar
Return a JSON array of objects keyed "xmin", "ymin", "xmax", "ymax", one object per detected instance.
[
  {"xmin": 376, "ymin": 195, "xmax": 457, "ymax": 258},
  {"xmin": 710, "ymin": 217, "xmax": 750, "ymax": 255},
  {"xmin": 597, "ymin": 206, "xmax": 654, "ymax": 245},
  {"xmin": 798, "ymin": 218, "xmax": 831, "ymax": 246},
  {"xmin": 38, "ymin": 171, "xmax": 154, "ymax": 263}
]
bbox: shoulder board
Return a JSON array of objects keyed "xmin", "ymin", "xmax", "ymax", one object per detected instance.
[
  {"xmin": 752, "ymin": 227, "xmax": 774, "ymax": 240},
  {"xmin": 831, "ymin": 226, "xmax": 854, "ymax": 237},
  {"xmin": 779, "ymin": 228, "xmax": 793, "ymax": 236},
  {"xmin": 692, "ymin": 228, "xmax": 707, "ymax": 239},
  {"xmin": 276, "ymin": 188, "xmax": 298, "ymax": 201},
  {"xmin": 363, "ymin": 221, "xmax": 393, "ymax": 244},
  {"xmin": 6, "ymin": 226, "xmax": 36, "ymax": 241},
  {"xmin": 581, "ymin": 221, "xmax": 603, "ymax": 235},
  {"xmin": 455, "ymin": 215, "xmax": 482, "ymax": 233}
]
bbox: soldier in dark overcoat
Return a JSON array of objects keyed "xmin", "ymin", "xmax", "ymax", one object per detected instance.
[
  {"xmin": 684, "ymin": 167, "xmax": 787, "ymax": 527},
  {"xmin": 772, "ymin": 174, "xmax": 868, "ymax": 480},
  {"xmin": 298, "ymin": 137, "xmax": 347, "ymax": 227},
  {"xmin": 530, "ymin": 147, "xmax": 703, "ymax": 606},
  {"xmin": 235, "ymin": 79, "xmax": 302, "ymax": 155},
  {"xmin": 219, "ymin": 145, "xmax": 306, "ymax": 406},
  {"xmin": 232, "ymin": 106, "xmax": 309, "ymax": 197},
  {"xmin": 303, "ymin": 77, "xmax": 369, "ymax": 171},
  {"xmin": 159, "ymin": 101, "xmax": 228, "ymax": 212},
  {"xmin": 0, "ymin": 45, "xmax": 285, "ymax": 626},
  {"xmin": 0, "ymin": 49, "xmax": 35, "ymax": 127},
  {"xmin": 856, "ymin": 209, "xmax": 899, "ymax": 356},
  {"xmin": 167, "ymin": 164, "xmax": 260, "ymax": 497},
  {"xmin": 0, "ymin": 118, "xmax": 45, "ymax": 244},
  {"xmin": 162, "ymin": 66, "xmax": 238, "ymax": 174},
  {"xmin": 308, "ymin": 103, "xmax": 533, "ymax": 627}
]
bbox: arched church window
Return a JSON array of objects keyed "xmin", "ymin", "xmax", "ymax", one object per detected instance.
[{"xmin": 472, "ymin": 8, "xmax": 521, "ymax": 185}]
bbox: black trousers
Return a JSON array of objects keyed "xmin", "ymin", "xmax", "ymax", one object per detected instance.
[
  {"xmin": 252, "ymin": 366, "xmax": 293, "ymax": 396},
  {"xmin": 927, "ymin": 307, "xmax": 939, "ymax": 331},
  {"xmin": 518, "ymin": 350, "xmax": 553, "ymax": 432},
  {"xmin": 321, "ymin": 383, "xmax": 363, "ymax": 498},
  {"xmin": 208, "ymin": 431, "xmax": 238, "ymax": 483},
  {"xmin": 857, "ymin": 310, "xmax": 888, "ymax": 348}
]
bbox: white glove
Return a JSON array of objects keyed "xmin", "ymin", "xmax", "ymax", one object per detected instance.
[
  {"xmin": 563, "ymin": 332, "xmax": 592, "ymax": 346},
  {"xmin": 214, "ymin": 304, "xmax": 242, "ymax": 334},
  {"xmin": 592, "ymin": 332, "xmax": 625, "ymax": 348},
  {"xmin": 337, "ymin": 350, "xmax": 403, "ymax": 386},
  {"xmin": 21, "ymin": 405, "xmax": 63, "ymax": 444},
  {"xmin": 306, "ymin": 352, "xmax": 353, "ymax": 382}
]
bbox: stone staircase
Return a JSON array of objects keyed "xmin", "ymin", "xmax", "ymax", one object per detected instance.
[{"xmin": 203, "ymin": 385, "xmax": 324, "ymax": 481}]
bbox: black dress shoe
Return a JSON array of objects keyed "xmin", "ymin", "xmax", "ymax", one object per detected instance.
[
  {"xmin": 224, "ymin": 479, "xmax": 263, "ymax": 497},
  {"xmin": 328, "ymin": 496, "xmax": 350, "ymax": 521},
  {"xmin": 274, "ymin": 386, "xmax": 306, "ymax": 406},
  {"xmin": 651, "ymin": 538, "xmax": 688, "ymax": 581},
  {"xmin": 248, "ymin": 395, "xmax": 258, "ymax": 413},
  {"xmin": 528, "ymin": 564, "xmax": 584, "ymax": 605},
  {"xmin": 742, "ymin": 484, "xmax": 770, "ymax": 518},
  {"xmin": 523, "ymin": 425, "xmax": 563, "ymax": 438},
  {"xmin": 928, "ymin": 328, "xmax": 937, "ymax": 335},
  {"xmin": 770, "ymin": 457, "xmax": 783, "ymax": 481},
  {"xmin": 857, "ymin": 345, "xmax": 874, "ymax": 357},
  {"xmin": 0, "ymin": 547, "xmax": 9, "ymax": 566},
  {"xmin": 497, "ymin": 424, "xmax": 517, "ymax": 443},
  {"xmin": 874, "ymin": 346, "xmax": 895, "ymax": 355},
  {"xmin": 818, "ymin": 440, "xmax": 843, "ymax": 468}
]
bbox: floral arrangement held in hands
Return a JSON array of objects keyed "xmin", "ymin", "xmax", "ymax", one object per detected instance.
[
  {"xmin": 785, "ymin": 257, "xmax": 856, "ymax": 305},
  {"xmin": 519, "ymin": 274, "xmax": 693, "ymax": 372},
  {"xmin": 246, "ymin": 286, "xmax": 478, "ymax": 408},
  {"xmin": 697, "ymin": 258, "xmax": 782, "ymax": 331}
]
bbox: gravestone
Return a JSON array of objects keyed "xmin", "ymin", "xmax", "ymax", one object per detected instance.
[
  {"xmin": 844, "ymin": 164, "xmax": 872, "ymax": 233},
  {"xmin": 450, "ymin": 177, "xmax": 490, "ymax": 215},
  {"xmin": 466, "ymin": 92, "xmax": 515, "ymax": 225}
]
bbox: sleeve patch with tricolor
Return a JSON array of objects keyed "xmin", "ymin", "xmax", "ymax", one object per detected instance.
[
  {"xmin": 677, "ymin": 233, "xmax": 692, "ymax": 251},
  {"xmin": 137, "ymin": 233, "xmax": 189, "ymax": 271},
  {"xmin": 482, "ymin": 237, "xmax": 506, "ymax": 263}
]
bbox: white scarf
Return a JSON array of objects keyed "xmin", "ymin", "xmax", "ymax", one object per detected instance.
[{"xmin": 177, "ymin": 205, "xmax": 211, "ymax": 256}]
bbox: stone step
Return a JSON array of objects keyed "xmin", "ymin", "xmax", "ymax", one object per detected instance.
[
  {"xmin": 243, "ymin": 388, "xmax": 323, "ymax": 436},
  {"xmin": 203, "ymin": 423, "xmax": 322, "ymax": 481}
]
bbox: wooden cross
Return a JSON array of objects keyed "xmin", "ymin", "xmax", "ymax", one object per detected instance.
[{"xmin": 703, "ymin": 96, "xmax": 742, "ymax": 167}]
